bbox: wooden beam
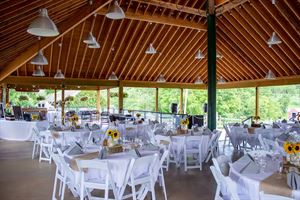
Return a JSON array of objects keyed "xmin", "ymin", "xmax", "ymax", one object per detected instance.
[
  {"xmin": 255, "ymin": 87, "xmax": 259, "ymax": 117},
  {"xmin": 0, "ymin": 0, "xmax": 112, "ymax": 82},
  {"xmin": 208, "ymin": 0, "xmax": 215, "ymax": 15},
  {"xmin": 96, "ymin": 89, "xmax": 101, "ymax": 112},
  {"xmin": 155, "ymin": 88, "xmax": 159, "ymax": 112},
  {"xmin": 216, "ymin": 0, "xmax": 249, "ymax": 16},
  {"xmin": 180, "ymin": 88, "xmax": 183, "ymax": 114},
  {"xmin": 1, "ymin": 83, "xmax": 6, "ymax": 104},
  {"xmin": 61, "ymin": 86, "xmax": 65, "ymax": 125},
  {"xmin": 118, "ymin": 84, "xmax": 123, "ymax": 113},
  {"xmin": 132, "ymin": 0, "xmax": 206, "ymax": 17},
  {"xmin": 107, "ymin": 89, "xmax": 110, "ymax": 112},
  {"xmin": 5, "ymin": 87, "xmax": 9, "ymax": 104},
  {"xmin": 98, "ymin": 10, "xmax": 206, "ymax": 31}
]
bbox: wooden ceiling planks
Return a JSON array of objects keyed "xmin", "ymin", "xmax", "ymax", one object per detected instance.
[{"xmin": 0, "ymin": 0, "xmax": 299, "ymax": 87}]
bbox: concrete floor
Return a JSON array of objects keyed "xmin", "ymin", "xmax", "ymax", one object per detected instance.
[{"xmin": 0, "ymin": 140, "xmax": 220, "ymax": 200}]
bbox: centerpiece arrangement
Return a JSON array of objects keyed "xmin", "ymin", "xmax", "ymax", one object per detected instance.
[
  {"xmin": 69, "ymin": 114, "xmax": 79, "ymax": 128},
  {"xmin": 103, "ymin": 128, "xmax": 122, "ymax": 153},
  {"xmin": 180, "ymin": 118, "xmax": 189, "ymax": 130},
  {"xmin": 284, "ymin": 141, "xmax": 300, "ymax": 166},
  {"xmin": 135, "ymin": 113, "xmax": 143, "ymax": 124},
  {"xmin": 251, "ymin": 115, "xmax": 261, "ymax": 127}
]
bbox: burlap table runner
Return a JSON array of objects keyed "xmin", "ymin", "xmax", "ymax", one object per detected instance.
[
  {"xmin": 260, "ymin": 172, "xmax": 292, "ymax": 198},
  {"xmin": 70, "ymin": 152, "xmax": 99, "ymax": 171}
]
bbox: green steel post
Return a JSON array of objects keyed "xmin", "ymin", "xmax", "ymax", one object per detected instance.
[{"xmin": 207, "ymin": 14, "xmax": 217, "ymax": 130}]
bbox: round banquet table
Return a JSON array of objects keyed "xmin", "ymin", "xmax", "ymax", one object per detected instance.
[
  {"xmin": 0, "ymin": 119, "xmax": 49, "ymax": 141},
  {"xmin": 229, "ymin": 150, "xmax": 300, "ymax": 200}
]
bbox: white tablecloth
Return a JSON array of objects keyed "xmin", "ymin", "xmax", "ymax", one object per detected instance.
[
  {"xmin": 230, "ymin": 151, "xmax": 300, "ymax": 199},
  {"xmin": 112, "ymin": 124, "xmax": 153, "ymax": 141},
  {"xmin": 0, "ymin": 119, "xmax": 49, "ymax": 141}
]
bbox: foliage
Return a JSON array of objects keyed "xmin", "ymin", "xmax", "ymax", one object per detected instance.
[
  {"xmin": 19, "ymin": 95, "xmax": 29, "ymax": 101},
  {"xmin": 36, "ymin": 96, "xmax": 45, "ymax": 101},
  {"xmin": 80, "ymin": 97, "xmax": 88, "ymax": 102}
]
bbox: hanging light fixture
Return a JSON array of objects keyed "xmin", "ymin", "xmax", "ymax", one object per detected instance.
[
  {"xmin": 27, "ymin": 8, "xmax": 59, "ymax": 37},
  {"xmin": 31, "ymin": 49, "xmax": 48, "ymax": 65},
  {"xmin": 54, "ymin": 69, "xmax": 65, "ymax": 79},
  {"xmin": 88, "ymin": 41, "xmax": 101, "ymax": 49},
  {"xmin": 267, "ymin": 32, "xmax": 282, "ymax": 48},
  {"xmin": 217, "ymin": 76, "xmax": 226, "ymax": 84},
  {"xmin": 195, "ymin": 50, "xmax": 205, "ymax": 60},
  {"xmin": 157, "ymin": 74, "xmax": 166, "ymax": 83},
  {"xmin": 108, "ymin": 72, "xmax": 118, "ymax": 80},
  {"xmin": 145, "ymin": 43, "xmax": 157, "ymax": 54},
  {"xmin": 265, "ymin": 70, "xmax": 276, "ymax": 79},
  {"xmin": 32, "ymin": 66, "xmax": 45, "ymax": 77},
  {"xmin": 217, "ymin": 52, "xmax": 223, "ymax": 59},
  {"xmin": 272, "ymin": 0, "xmax": 276, "ymax": 5},
  {"xmin": 194, "ymin": 76, "xmax": 203, "ymax": 84},
  {"xmin": 106, "ymin": 0, "xmax": 125, "ymax": 20},
  {"xmin": 83, "ymin": 32, "xmax": 97, "ymax": 44}
]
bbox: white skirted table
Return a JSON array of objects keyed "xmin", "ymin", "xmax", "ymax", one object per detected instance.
[{"xmin": 0, "ymin": 119, "xmax": 49, "ymax": 141}]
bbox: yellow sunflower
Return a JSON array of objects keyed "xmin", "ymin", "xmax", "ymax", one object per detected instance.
[
  {"xmin": 112, "ymin": 130, "xmax": 120, "ymax": 140},
  {"xmin": 284, "ymin": 142, "xmax": 294, "ymax": 154},
  {"xmin": 107, "ymin": 129, "xmax": 113, "ymax": 137},
  {"xmin": 294, "ymin": 143, "xmax": 300, "ymax": 153}
]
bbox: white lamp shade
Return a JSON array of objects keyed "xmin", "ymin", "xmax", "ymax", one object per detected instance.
[
  {"xmin": 88, "ymin": 41, "xmax": 101, "ymax": 49},
  {"xmin": 157, "ymin": 74, "xmax": 166, "ymax": 83},
  {"xmin": 106, "ymin": 1, "xmax": 125, "ymax": 20},
  {"xmin": 265, "ymin": 70, "xmax": 276, "ymax": 79},
  {"xmin": 218, "ymin": 76, "xmax": 226, "ymax": 84},
  {"xmin": 145, "ymin": 43, "xmax": 157, "ymax": 54},
  {"xmin": 54, "ymin": 69, "xmax": 65, "ymax": 79},
  {"xmin": 83, "ymin": 32, "xmax": 97, "ymax": 44},
  {"xmin": 108, "ymin": 72, "xmax": 118, "ymax": 80},
  {"xmin": 195, "ymin": 50, "xmax": 205, "ymax": 59},
  {"xmin": 194, "ymin": 76, "xmax": 203, "ymax": 84},
  {"xmin": 217, "ymin": 52, "xmax": 223, "ymax": 59},
  {"xmin": 27, "ymin": 8, "xmax": 59, "ymax": 37},
  {"xmin": 267, "ymin": 32, "xmax": 282, "ymax": 47},
  {"xmin": 31, "ymin": 49, "xmax": 48, "ymax": 65},
  {"xmin": 32, "ymin": 66, "xmax": 45, "ymax": 77}
]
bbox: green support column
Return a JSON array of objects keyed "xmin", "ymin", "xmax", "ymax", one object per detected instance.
[{"xmin": 207, "ymin": 13, "xmax": 217, "ymax": 130}]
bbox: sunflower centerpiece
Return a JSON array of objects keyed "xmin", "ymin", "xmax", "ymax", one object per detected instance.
[
  {"xmin": 69, "ymin": 114, "xmax": 79, "ymax": 128},
  {"xmin": 180, "ymin": 118, "xmax": 189, "ymax": 130},
  {"xmin": 284, "ymin": 141, "xmax": 300, "ymax": 166},
  {"xmin": 105, "ymin": 129, "xmax": 120, "ymax": 147}
]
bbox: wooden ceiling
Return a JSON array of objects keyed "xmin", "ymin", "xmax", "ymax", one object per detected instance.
[{"xmin": 0, "ymin": 0, "xmax": 299, "ymax": 87}]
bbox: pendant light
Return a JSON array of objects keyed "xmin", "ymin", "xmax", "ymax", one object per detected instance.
[
  {"xmin": 267, "ymin": 32, "xmax": 282, "ymax": 48},
  {"xmin": 272, "ymin": 0, "xmax": 276, "ymax": 5},
  {"xmin": 31, "ymin": 49, "xmax": 48, "ymax": 65},
  {"xmin": 106, "ymin": 1, "xmax": 125, "ymax": 20},
  {"xmin": 108, "ymin": 72, "xmax": 118, "ymax": 80},
  {"xmin": 157, "ymin": 74, "xmax": 166, "ymax": 83},
  {"xmin": 145, "ymin": 43, "xmax": 157, "ymax": 54},
  {"xmin": 32, "ymin": 66, "xmax": 45, "ymax": 77},
  {"xmin": 83, "ymin": 32, "xmax": 97, "ymax": 44},
  {"xmin": 88, "ymin": 41, "xmax": 101, "ymax": 49},
  {"xmin": 265, "ymin": 70, "xmax": 276, "ymax": 80},
  {"xmin": 217, "ymin": 52, "xmax": 223, "ymax": 59},
  {"xmin": 217, "ymin": 76, "xmax": 226, "ymax": 84},
  {"xmin": 194, "ymin": 76, "xmax": 203, "ymax": 84},
  {"xmin": 54, "ymin": 69, "xmax": 65, "ymax": 79},
  {"xmin": 195, "ymin": 50, "xmax": 204, "ymax": 60},
  {"xmin": 27, "ymin": 8, "xmax": 59, "ymax": 37}
]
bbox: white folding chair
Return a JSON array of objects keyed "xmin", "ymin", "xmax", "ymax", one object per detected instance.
[
  {"xmin": 223, "ymin": 125, "xmax": 231, "ymax": 148},
  {"xmin": 259, "ymin": 191, "xmax": 294, "ymax": 200},
  {"xmin": 212, "ymin": 155, "xmax": 232, "ymax": 176},
  {"xmin": 32, "ymin": 126, "xmax": 41, "ymax": 159},
  {"xmin": 205, "ymin": 131, "xmax": 221, "ymax": 163},
  {"xmin": 39, "ymin": 130, "xmax": 54, "ymax": 163},
  {"xmin": 157, "ymin": 149, "xmax": 169, "ymax": 200},
  {"xmin": 50, "ymin": 151, "xmax": 65, "ymax": 200},
  {"xmin": 76, "ymin": 159, "xmax": 119, "ymax": 200},
  {"xmin": 57, "ymin": 149, "xmax": 79, "ymax": 200},
  {"xmin": 210, "ymin": 166, "xmax": 248, "ymax": 200},
  {"xmin": 125, "ymin": 154, "xmax": 159, "ymax": 200},
  {"xmin": 183, "ymin": 136, "xmax": 203, "ymax": 171},
  {"xmin": 154, "ymin": 135, "xmax": 172, "ymax": 171}
]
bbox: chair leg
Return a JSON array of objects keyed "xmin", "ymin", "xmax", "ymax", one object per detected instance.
[
  {"xmin": 32, "ymin": 141, "xmax": 36, "ymax": 159},
  {"xmin": 39, "ymin": 145, "xmax": 43, "ymax": 163},
  {"xmin": 131, "ymin": 185, "xmax": 137, "ymax": 200},
  {"xmin": 61, "ymin": 177, "xmax": 66, "ymax": 200},
  {"xmin": 150, "ymin": 179, "xmax": 156, "ymax": 200},
  {"xmin": 160, "ymin": 172, "xmax": 167, "ymax": 200},
  {"xmin": 52, "ymin": 169, "xmax": 58, "ymax": 200}
]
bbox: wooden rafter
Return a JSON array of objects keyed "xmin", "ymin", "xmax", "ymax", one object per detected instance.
[
  {"xmin": 215, "ymin": 0, "xmax": 249, "ymax": 16},
  {"xmin": 0, "ymin": 0, "xmax": 112, "ymax": 82},
  {"xmin": 132, "ymin": 0, "xmax": 206, "ymax": 17},
  {"xmin": 98, "ymin": 9, "xmax": 206, "ymax": 31}
]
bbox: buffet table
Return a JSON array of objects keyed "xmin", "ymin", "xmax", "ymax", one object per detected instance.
[{"xmin": 0, "ymin": 119, "xmax": 49, "ymax": 141}]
